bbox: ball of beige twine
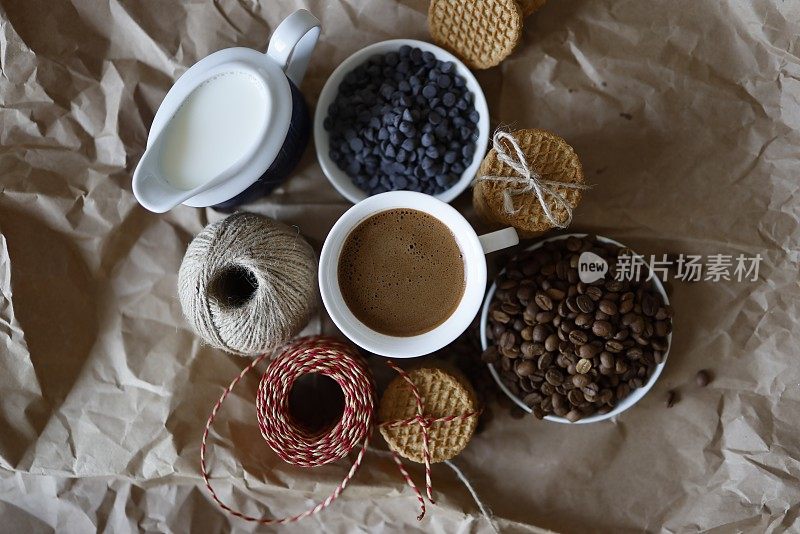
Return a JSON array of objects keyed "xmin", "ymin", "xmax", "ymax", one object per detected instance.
[{"xmin": 178, "ymin": 212, "xmax": 317, "ymax": 357}]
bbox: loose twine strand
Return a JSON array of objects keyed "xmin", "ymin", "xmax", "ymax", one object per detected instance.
[
  {"xmin": 477, "ymin": 130, "xmax": 592, "ymax": 228},
  {"xmin": 200, "ymin": 336, "xmax": 486, "ymax": 525}
]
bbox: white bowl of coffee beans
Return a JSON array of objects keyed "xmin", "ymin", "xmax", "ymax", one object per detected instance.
[
  {"xmin": 480, "ymin": 234, "xmax": 673, "ymax": 424},
  {"xmin": 314, "ymin": 39, "xmax": 490, "ymax": 203}
]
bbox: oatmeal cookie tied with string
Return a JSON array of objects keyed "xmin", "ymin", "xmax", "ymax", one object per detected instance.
[
  {"xmin": 379, "ymin": 365, "xmax": 480, "ymax": 464},
  {"xmin": 473, "ymin": 129, "xmax": 589, "ymax": 238}
]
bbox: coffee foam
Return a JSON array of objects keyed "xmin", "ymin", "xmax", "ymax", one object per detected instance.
[{"xmin": 338, "ymin": 208, "xmax": 465, "ymax": 337}]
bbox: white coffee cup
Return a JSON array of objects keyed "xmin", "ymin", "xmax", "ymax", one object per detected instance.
[{"xmin": 319, "ymin": 191, "xmax": 519, "ymax": 358}]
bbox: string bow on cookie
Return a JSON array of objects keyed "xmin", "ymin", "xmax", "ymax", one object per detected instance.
[
  {"xmin": 379, "ymin": 361, "xmax": 482, "ymax": 520},
  {"xmin": 477, "ymin": 130, "xmax": 591, "ymax": 228}
]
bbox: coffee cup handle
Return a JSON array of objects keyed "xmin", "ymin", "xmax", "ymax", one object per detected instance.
[{"xmin": 478, "ymin": 227, "xmax": 519, "ymax": 255}]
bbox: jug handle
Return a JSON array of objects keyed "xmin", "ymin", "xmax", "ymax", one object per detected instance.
[{"xmin": 266, "ymin": 9, "xmax": 321, "ymax": 86}]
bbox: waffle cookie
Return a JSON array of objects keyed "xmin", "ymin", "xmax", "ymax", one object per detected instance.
[
  {"xmin": 518, "ymin": 0, "xmax": 547, "ymax": 17},
  {"xmin": 473, "ymin": 129, "xmax": 585, "ymax": 237},
  {"xmin": 428, "ymin": 0, "xmax": 523, "ymax": 70},
  {"xmin": 379, "ymin": 366, "xmax": 479, "ymax": 464}
]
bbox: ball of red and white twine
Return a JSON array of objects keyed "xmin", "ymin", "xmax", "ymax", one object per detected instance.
[{"xmin": 200, "ymin": 335, "xmax": 482, "ymax": 524}]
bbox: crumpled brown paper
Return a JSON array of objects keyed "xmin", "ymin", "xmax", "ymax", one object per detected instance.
[{"xmin": 1, "ymin": 0, "xmax": 799, "ymax": 532}]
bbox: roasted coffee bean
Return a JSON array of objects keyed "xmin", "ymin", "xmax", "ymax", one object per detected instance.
[
  {"xmin": 547, "ymin": 287, "xmax": 566, "ymax": 301},
  {"xmin": 566, "ymin": 297, "xmax": 580, "ymax": 313},
  {"xmin": 532, "ymin": 324, "xmax": 550, "ymax": 342},
  {"xmin": 499, "ymin": 330, "xmax": 517, "ymax": 350},
  {"xmin": 592, "ymin": 320, "xmax": 614, "ymax": 338},
  {"xmin": 578, "ymin": 343, "xmax": 600, "ymax": 359},
  {"xmin": 521, "ymin": 342, "xmax": 545, "ymax": 359},
  {"xmin": 630, "ymin": 377, "xmax": 645, "ymax": 389},
  {"xmin": 516, "ymin": 286, "xmax": 533, "ymax": 304},
  {"xmin": 630, "ymin": 315, "xmax": 645, "ymax": 334},
  {"xmin": 567, "ymin": 388, "xmax": 584, "ymax": 405},
  {"xmin": 600, "ymin": 351, "xmax": 615, "ymax": 368},
  {"xmin": 516, "ymin": 360, "xmax": 537, "ymax": 377},
  {"xmin": 535, "ymin": 311, "xmax": 556, "ymax": 323},
  {"xmin": 556, "ymin": 261, "xmax": 570, "ymax": 280},
  {"xmin": 605, "ymin": 279, "xmax": 624, "ymax": 292},
  {"xmin": 501, "ymin": 302, "xmax": 521, "ymax": 315},
  {"xmin": 613, "ymin": 328, "xmax": 630, "ymax": 341},
  {"xmin": 575, "ymin": 312, "xmax": 593, "ymax": 327},
  {"xmin": 598, "ymin": 300, "xmax": 618, "ymax": 315},
  {"xmin": 572, "ymin": 373, "xmax": 591, "ymax": 388},
  {"xmin": 575, "ymin": 358, "xmax": 592, "ymax": 374},
  {"xmin": 491, "ymin": 310, "xmax": 511, "ymax": 324},
  {"xmin": 537, "ymin": 352, "xmax": 554, "ymax": 370},
  {"xmin": 576, "ymin": 295, "xmax": 595, "ymax": 313},
  {"xmin": 553, "ymin": 403, "xmax": 570, "ymax": 417},
  {"xmin": 551, "ymin": 391, "xmax": 567, "ymax": 410},
  {"xmin": 642, "ymin": 294, "xmax": 658, "ymax": 317},
  {"xmin": 626, "ymin": 347, "xmax": 643, "ymax": 360},
  {"xmin": 498, "ymin": 278, "xmax": 518, "ymax": 290},
  {"xmin": 654, "ymin": 320, "xmax": 669, "ymax": 337},
  {"xmin": 615, "ymin": 360, "xmax": 629, "ymax": 374},
  {"xmin": 534, "ymin": 291, "xmax": 554, "ymax": 311},
  {"xmin": 696, "ymin": 369, "xmax": 711, "ymax": 387},
  {"xmin": 652, "ymin": 337, "xmax": 669, "ymax": 351},
  {"xmin": 566, "ymin": 236, "xmax": 583, "ymax": 252},
  {"xmin": 491, "ymin": 323, "xmax": 506, "ymax": 341},
  {"xmin": 545, "ymin": 334, "xmax": 559, "ymax": 352},
  {"xmin": 568, "ymin": 330, "xmax": 589, "ymax": 346},
  {"xmin": 545, "ymin": 369, "xmax": 564, "ymax": 385},
  {"xmin": 521, "ymin": 326, "xmax": 534, "ymax": 341},
  {"xmin": 523, "ymin": 391, "xmax": 544, "ymax": 407},
  {"xmin": 481, "ymin": 346, "xmax": 500, "ymax": 364},
  {"xmin": 582, "ymin": 381, "xmax": 599, "ymax": 396},
  {"xmin": 585, "ymin": 286, "xmax": 603, "ymax": 302},
  {"xmin": 540, "ymin": 382, "xmax": 555, "ymax": 396},
  {"xmin": 565, "ymin": 409, "xmax": 583, "ymax": 423}
]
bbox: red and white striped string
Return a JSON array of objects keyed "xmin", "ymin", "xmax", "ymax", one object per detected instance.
[{"xmin": 200, "ymin": 335, "xmax": 480, "ymax": 525}]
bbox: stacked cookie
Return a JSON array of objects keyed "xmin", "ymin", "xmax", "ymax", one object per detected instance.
[{"xmin": 428, "ymin": 0, "xmax": 547, "ymax": 69}]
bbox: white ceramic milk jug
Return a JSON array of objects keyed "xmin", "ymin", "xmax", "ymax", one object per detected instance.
[{"xmin": 133, "ymin": 9, "xmax": 320, "ymax": 213}]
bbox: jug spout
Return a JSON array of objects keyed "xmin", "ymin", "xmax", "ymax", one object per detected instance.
[{"xmin": 132, "ymin": 146, "xmax": 203, "ymax": 213}]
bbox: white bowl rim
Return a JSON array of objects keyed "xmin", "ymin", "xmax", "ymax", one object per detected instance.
[
  {"xmin": 313, "ymin": 38, "xmax": 490, "ymax": 205},
  {"xmin": 479, "ymin": 233, "xmax": 673, "ymax": 424}
]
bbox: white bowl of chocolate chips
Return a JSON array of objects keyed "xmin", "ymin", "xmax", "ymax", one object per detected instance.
[
  {"xmin": 315, "ymin": 39, "xmax": 490, "ymax": 204},
  {"xmin": 480, "ymin": 233, "xmax": 673, "ymax": 424}
]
